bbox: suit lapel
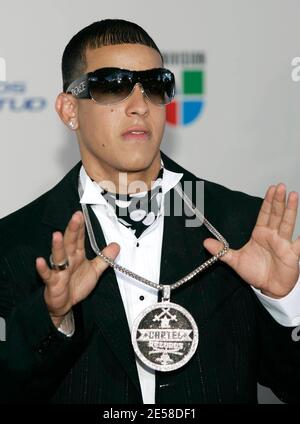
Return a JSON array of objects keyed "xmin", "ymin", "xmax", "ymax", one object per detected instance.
[
  {"xmin": 85, "ymin": 206, "xmax": 142, "ymax": 397},
  {"xmin": 156, "ymin": 168, "xmax": 212, "ymax": 403},
  {"xmin": 158, "ymin": 179, "xmax": 211, "ymax": 307}
]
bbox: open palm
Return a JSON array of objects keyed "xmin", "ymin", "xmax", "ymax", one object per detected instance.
[{"xmin": 204, "ymin": 184, "xmax": 300, "ymax": 298}]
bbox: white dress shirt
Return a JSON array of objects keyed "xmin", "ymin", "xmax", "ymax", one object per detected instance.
[{"xmin": 78, "ymin": 164, "xmax": 300, "ymax": 404}]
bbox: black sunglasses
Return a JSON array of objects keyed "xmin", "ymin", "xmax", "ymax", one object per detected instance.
[{"xmin": 64, "ymin": 67, "xmax": 175, "ymax": 106}]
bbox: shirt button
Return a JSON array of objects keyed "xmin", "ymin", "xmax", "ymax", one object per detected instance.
[
  {"xmin": 136, "ymin": 242, "xmax": 140, "ymax": 247},
  {"xmin": 139, "ymin": 295, "xmax": 144, "ymax": 301}
]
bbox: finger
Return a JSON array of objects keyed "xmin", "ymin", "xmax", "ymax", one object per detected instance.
[
  {"xmin": 36, "ymin": 257, "xmax": 52, "ymax": 284},
  {"xmin": 51, "ymin": 231, "xmax": 68, "ymax": 265},
  {"xmin": 255, "ymin": 185, "xmax": 276, "ymax": 227},
  {"xmin": 203, "ymin": 238, "xmax": 238, "ymax": 269},
  {"xmin": 269, "ymin": 183, "xmax": 287, "ymax": 230},
  {"xmin": 279, "ymin": 191, "xmax": 299, "ymax": 240},
  {"xmin": 76, "ymin": 212, "xmax": 86, "ymax": 253},
  {"xmin": 63, "ymin": 211, "xmax": 82, "ymax": 256},
  {"xmin": 91, "ymin": 242, "xmax": 121, "ymax": 276}
]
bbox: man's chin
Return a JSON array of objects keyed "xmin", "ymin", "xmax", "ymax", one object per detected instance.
[{"xmin": 117, "ymin": 151, "xmax": 161, "ymax": 173}]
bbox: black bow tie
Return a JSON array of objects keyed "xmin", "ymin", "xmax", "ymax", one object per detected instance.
[{"xmin": 100, "ymin": 167, "xmax": 164, "ymax": 239}]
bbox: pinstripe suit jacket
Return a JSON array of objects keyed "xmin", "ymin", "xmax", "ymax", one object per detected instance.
[{"xmin": 0, "ymin": 152, "xmax": 299, "ymax": 403}]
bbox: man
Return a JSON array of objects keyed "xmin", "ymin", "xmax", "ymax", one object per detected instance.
[{"xmin": 0, "ymin": 19, "xmax": 300, "ymax": 404}]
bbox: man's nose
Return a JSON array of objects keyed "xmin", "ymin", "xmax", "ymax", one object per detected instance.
[{"xmin": 125, "ymin": 83, "xmax": 149, "ymax": 116}]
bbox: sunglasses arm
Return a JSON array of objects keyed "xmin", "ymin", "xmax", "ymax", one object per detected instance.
[{"xmin": 65, "ymin": 74, "xmax": 90, "ymax": 99}]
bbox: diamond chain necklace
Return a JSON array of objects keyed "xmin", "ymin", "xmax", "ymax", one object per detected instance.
[
  {"xmin": 79, "ymin": 176, "xmax": 230, "ymax": 372},
  {"xmin": 78, "ymin": 179, "xmax": 229, "ymax": 292}
]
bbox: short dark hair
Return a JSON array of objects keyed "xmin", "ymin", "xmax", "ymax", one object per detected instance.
[{"xmin": 62, "ymin": 19, "xmax": 163, "ymax": 92}]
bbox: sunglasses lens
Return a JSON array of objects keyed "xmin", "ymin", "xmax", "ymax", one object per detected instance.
[
  {"xmin": 90, "ymin": 70, "xmax": 133, "ymax": 104},
  {"xmin": 144, "ymin": 73, "xmax": 174, "ymax": 105},
  {"xmin": 89, "ymin": 69, "xmax": 175, "ymax": 105}
]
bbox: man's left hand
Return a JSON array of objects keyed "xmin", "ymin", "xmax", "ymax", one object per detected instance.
[{"xmin": 204, "ymin": 183, "xmax": 300, "ymax": 299}]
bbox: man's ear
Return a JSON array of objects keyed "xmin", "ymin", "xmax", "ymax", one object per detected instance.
[{"xmin": 55, "ymin": 93, "xmax": 78, "ymax": 130}]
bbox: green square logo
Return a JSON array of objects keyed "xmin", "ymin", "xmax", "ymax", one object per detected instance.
[{"xmin": 183, "ymin": 70, "xmax": 204, "ymax": 95}]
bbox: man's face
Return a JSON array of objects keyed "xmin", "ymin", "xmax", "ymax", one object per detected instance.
[{"xmin": 75, "ymin": 43, "xmax": 166, "ymax": 177}]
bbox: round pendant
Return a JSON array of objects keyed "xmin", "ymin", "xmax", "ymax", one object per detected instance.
[{"xmin": 131, "ymin": 301, "xmax": 199, "ymax": 372}]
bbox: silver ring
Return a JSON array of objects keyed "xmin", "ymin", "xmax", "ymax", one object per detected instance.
[{"xmin": 49, "ymin": 254, "xmax": 69, "ymax": 271}]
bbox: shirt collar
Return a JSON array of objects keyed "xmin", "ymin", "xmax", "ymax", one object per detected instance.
[{"xmin": 79, "ymin": 162, "xmax": 183, "ymax": 205}]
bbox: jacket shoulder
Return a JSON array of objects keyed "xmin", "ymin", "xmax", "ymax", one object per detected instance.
[
  {"xmin": 162, "ymin": 150, "xmax": 262, "ymax": 210},
  {"xmin": 162, "ymin": 151, "xmax": 263, "ymax": 245},
  {"xmin": 0, "ymin": 162, "xmax": 81, "ymax": 250},
  {"xmin": 0, "ymin": 191, "xmax": 49, "ymax": 239}
]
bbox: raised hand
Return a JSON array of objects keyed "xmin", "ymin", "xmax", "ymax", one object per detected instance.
[
  {"xmin": 36, "ymin": 211, "xmax": 120, "ymax": 327},
  {"xmin": 204, "ymin": 183, "xmax": 300, "ymax": 298}
]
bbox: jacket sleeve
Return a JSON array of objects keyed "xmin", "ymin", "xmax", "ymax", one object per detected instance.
[
  {"xmin": 254, "ymin": 291, "xmax": 300, "ymax": 403},
  {"xmin": 223, "ymin": 189, "xmax": 300, "ymax": 403},
  {"xmin": 0, "ymin": 249, "xmax": 92, "ymax": 403}
]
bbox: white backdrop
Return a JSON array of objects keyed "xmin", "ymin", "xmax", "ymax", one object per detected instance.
[{"xmin": 1, "ymin": 0, "xmax": 300, "ymax": 404}]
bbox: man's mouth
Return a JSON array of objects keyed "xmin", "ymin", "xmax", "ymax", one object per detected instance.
[{"xmin": 122, "ymin": 127, "xmax": 150, "ymax": 141}]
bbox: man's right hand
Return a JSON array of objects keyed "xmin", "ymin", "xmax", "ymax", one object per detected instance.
[{"xmin": 36, "ymin": 211, "xmax": 120, "ymax": 328}]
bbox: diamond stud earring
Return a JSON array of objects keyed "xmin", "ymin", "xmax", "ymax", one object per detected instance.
[{"xmin": 68, "ymin": 120, "xmax": 75, "ymax": 129}]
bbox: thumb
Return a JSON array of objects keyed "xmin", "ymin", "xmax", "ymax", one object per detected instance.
[
  {"xmin": 92, "ymin": 242, "xmax": 121, "ymax": 275},
  {"xmin": 203, "ymin": 238, "xmax": 236, "ymax": 268}
]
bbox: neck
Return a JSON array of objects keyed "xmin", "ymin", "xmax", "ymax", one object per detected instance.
[{"xmin": 82, "ymin": 153, "xmax": 162, "ymax": 194}]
